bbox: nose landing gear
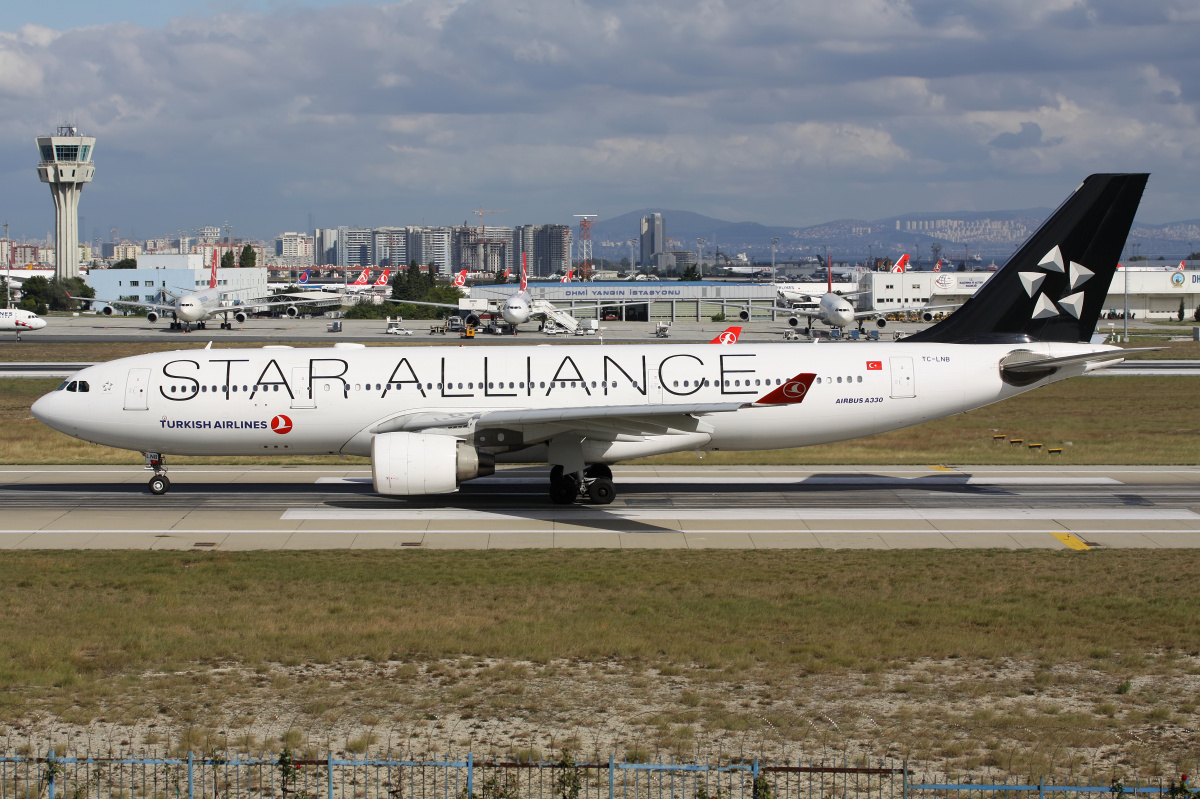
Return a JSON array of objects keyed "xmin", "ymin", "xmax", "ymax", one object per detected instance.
[
  {"xmin": 548, "ymin": 464, "xmax": 616, "ymax": 505},
  {"xmin": 145, "ymin": 452, "xmax": 171, "ymax": 494}
]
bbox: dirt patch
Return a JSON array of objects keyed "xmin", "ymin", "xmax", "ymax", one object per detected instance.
[{"xmin": 4, "ymin": 657, "xmax": 1197, "ymax": 781}]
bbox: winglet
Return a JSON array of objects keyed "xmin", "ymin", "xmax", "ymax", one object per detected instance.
[
  {"xmin": 755, "ymin": 372, "xmax": 817, "ymax": 405},
  {"xmin": 710, "ymin": 326, "xmax": 742, "ymax": 344}
]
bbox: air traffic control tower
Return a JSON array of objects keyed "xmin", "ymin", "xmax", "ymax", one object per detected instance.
[{"xmin": 36, "ymin": 125, "xmax": 95, "ymax": 280}]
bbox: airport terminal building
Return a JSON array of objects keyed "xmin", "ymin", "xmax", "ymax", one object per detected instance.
[{"xmin": 87, "ymin": 254, "xmax": 268, "ymax": 308}]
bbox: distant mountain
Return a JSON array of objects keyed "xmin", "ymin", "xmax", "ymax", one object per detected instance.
[{"xmin": 592, "ymin": 207, "xmax": 1199, "ymax": 261}]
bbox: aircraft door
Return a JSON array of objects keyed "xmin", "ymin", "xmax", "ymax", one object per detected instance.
[
  {"xmin": 124, "ymin": 368, "xmax": 151, "ymax": 410},
  {"xmin": 889, "ymin": 356, "xmax": 915, "ymax": 398},
  {"xmin": 290, "ymin": 367, "xmax": 316, "ymax": 409},
  {"xmin": 647, "ymin": 368, "xmax": 664, "ymax": 404}
]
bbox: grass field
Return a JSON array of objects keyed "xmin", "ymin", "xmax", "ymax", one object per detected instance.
[
  {"xmin": 1, "ymin": 550, "xmax": 1198, "ymax": 779},
  {"xmin": 4, "ymin": 373, "xmax": 1198, "ymax": 465}
]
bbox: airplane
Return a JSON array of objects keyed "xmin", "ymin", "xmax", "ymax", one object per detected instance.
[
  {"xmin": 0, "ymin": 308, "xmax": 47, "ymax": 340},
  {"xmin": 758, "ymin": 255, "xmax": 943, "ymax": 334},
  {"xmin": 402, "ymin": 254, "xmax": 641, "ymax": 333},
  {"xmin": 81, "ymin": 256, "xmax": 340, "ymax": 332},
  {"xmin": 890, "ymin": 254, "xmax": 909, "ymax": 273},
  {"xmin": 560, "ymin": 269, "xmax": 574, "ymax": 283},
  {"xmin": 33, "ymin": 173, "xmax": 1151, "ymax": 506}
]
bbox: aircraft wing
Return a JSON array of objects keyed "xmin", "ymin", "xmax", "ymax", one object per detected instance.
[
  {"xmin": 235, "ymin": 293, "xmax": 345, "ymax": 310},
  {"xmin": 852, "ymin": 304, "xmax": 958, "ymax": 321},
  {"xmin": 370, "ymin": 373, "xmax": 817, "ymax": 444},
  {"xmin": 82, "ymin": 295, "xmax": 178, "ymax": 314}
]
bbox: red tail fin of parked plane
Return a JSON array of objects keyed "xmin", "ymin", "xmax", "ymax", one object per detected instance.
[
  {"xmin": 374, "ymin": 269, "xmax": 390, "ymax": 286},
  {"xmin": 453, "ymin": 269, "xmax": 467, "ymax": 288},
  {"xmin": 891, "ymin": 254, "xmax": 909, "ymax": 273},
  {"xmin": 710, "ymin": 326, "xmax": 741, "ymax": 344},
  {"xmin": 520, "ymin": 253, "xmax": 529, "ymax": 293},
  {"xmin": 210, "ymin": 249, "xmax": 218, "ymax": 289}
]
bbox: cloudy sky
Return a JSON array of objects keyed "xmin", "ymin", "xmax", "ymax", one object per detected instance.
[{"xmin": 1, "ymin": 0, "xmax": 1197, "ymax": 243}]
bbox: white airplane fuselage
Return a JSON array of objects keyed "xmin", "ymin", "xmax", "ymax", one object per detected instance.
[
  {"xmin": 33, "ymin": 340, "xmax": 1109, "ymax": 460},
  {"xmin": 173, "ymin": 290, "xmax": 224, "ymax": 323},
  {"xmin": 500, "ymin": 292, "xmax": 532, "ymax": 326},
  {"xmin": 0, "ymin": 308, "xmax": 47, "ymax": 334}
]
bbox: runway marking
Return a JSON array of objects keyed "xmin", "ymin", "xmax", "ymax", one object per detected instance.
[
  {"xmin": 281, "ymin": 508, "xmax": 1195, "ymax": 522},
  {"xmin": 314, "ymin": 476, "xmax": 1125, "ymax": 486},
  {"xmin": 1051, "ymin": 532, "xmax": 1092, "ymax": 550}
]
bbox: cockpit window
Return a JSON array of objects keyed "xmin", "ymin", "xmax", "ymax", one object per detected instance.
[
  {"xmin": 66, "ymin": 381, "xmax": 77, "ymax": 392},
  {"xmin": 78, "ymin": 381, "xmax": 90, "ymax": 393}
]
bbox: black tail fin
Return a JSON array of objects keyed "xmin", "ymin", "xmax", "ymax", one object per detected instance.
[{"xmin": 906, "ymin": 173, "xmax": 1148, "ymax": 344}]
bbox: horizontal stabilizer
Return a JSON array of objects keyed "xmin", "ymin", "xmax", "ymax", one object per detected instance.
[{"xmin": 1000, "ymin": 347, "xmax": 1162, "ymax": 373}]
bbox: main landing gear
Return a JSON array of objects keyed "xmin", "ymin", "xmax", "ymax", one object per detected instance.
[
  {"xmin": 548, "ymin": 464, "xmax": 615, "ymax": 505},
  {"xmin": 145, "ymin": 452, "xmax": 171, "ymax": 495}
]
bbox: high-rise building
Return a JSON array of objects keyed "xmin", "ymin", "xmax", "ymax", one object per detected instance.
[
  {"xmin": 512, "ymin": 224, "xmax": 571, "ymax": 277},
  {"xmin": 372, "ymin": 227, "xmax": 407, "ymax": 267},
  {"xmin": 275, "ymin": 232, "xmax": 315, "ymax": 264},
  {"xmin": 640, "ymin": 213, "xmax": 664, "ymax": 268},
  {"xmin": 36, "ymin": 125, "xmax": 96, "ymax": 280},
  {"xmin": 405, "ymin": 226, "xmax": 452, "ymax": 275},
  {"xmin": 452, "ymin": 226, "xmax": 513, "ymax": 274},
  {"xmin": 337, "ymin": 227, "xmax": 374, "ymax": 267},
  {"xmin": 314, "ymin": 229, "xmax": 340, "ymax": 266}
]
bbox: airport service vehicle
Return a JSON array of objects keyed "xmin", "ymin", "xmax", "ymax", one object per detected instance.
[
  {"xmin": 35, "ymin": 174, "xmax": 1148, "ymax": 504},
  {"xmin": 0, "ymin": 308, "xmax": 47, "ymax": 340},
  {"xmin": 84, "ymin": 258, "xmax": 338, "ymax": 332}
]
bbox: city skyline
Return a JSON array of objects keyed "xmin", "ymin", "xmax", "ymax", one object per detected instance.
[{"xmin": 1, "ymin": 1, "xmax": 1197, "ymax": 245}]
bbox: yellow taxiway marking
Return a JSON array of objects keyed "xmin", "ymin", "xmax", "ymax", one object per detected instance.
[
  {"xmin": 1051, "ymin": 532, "xmax": 1091, "ymax": 550},
  {"xmin": 929, "ymin": 465, "xmax": 955, "ymax": 472}
]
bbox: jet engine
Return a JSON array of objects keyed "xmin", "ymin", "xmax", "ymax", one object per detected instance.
[
  {"xmin": 920, "ymin": 310, "xmax": 934, "ymax": 323},
  {"xmin": 101, "ymin": 305, "xmax": 116, "ymax": 317},
  {"xmin": 738, "ymin": 309, "xmax": 750, "ymax": 322},
  {"xmin": 371, "ymin": 432, "xmax": 495, "ymax": 495},
  {"xmin": 146, "ymin": 311, "xmax": 159, "ymax": 324},
  {"xmin": 464, "ymin": 313, "xmax": 481, "ymax": 327},
  {"xmin": 875, "ymin": 317, "xmax": 887, "ymax": 328},
  {"xmin": 233, "ymin": 311, "xmax": 248, "ymax": 324},
  {"xmin": 285, "ymin": 306, "xmax": 299, "ymax": 318},
  {"xmin": 787, "ymin": 316, "xmax": 801, "ymax": 328}
]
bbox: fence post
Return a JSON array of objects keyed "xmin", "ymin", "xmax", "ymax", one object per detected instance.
[
  {"xmin": 609, "ymin": 755, "xmax": 615, "ymax": 799},
  {"xmin": 467, "ymin": 753, "xmax": 473, "ymax": 798},
  {"xmin": 1039, "ymin": 777, "xmax": 1045, "ymax": 799},
  {"xmin": 902, "ymin": 759, "xmax": 908, "ymax": 799},
  {"xmin": 188, "ymin": 752, "xmax": 194, "ymax": 799},
  {"xmin": 47, "ymin": 750, "xmax": 55, "ymax": 799},
  {"xmin": 328, "ymin": 753, "xmax": 334, "ymax": 799}
]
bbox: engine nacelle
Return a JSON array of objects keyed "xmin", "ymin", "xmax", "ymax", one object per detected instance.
[
  {"xmin": 233, "ymin": 311, "xmax": 248, "ymax": 324},
  {"xmin": 464, "ymin": 313, "xmax": 481, "ymax": 327},
  {"xmin": 921, "ymin": 311, "xmax": 934, "ymax": 323},
  {"xmin": 285, "ymin": 305, "xmax": 299, "ymax": 318},
  {"xmin": 738, "ymin": 309, "xmax": 750, "ymax": 322},
  {"xmin": 787, "ymin": 316, "xmax": 801, "ymax": 328},
  {"xmin": 101, "ymin": 305, "xmax": 116, "ymax": 317},
  {"xmin": 146, "ymin": 311, "xmax": 159, "ymax": 324},
  {"xmin": 875, "ymin": 316, "xmax": 887, "ymax": 328},
  {"xmin": 371, "ymin": 432, "xmax": 495, "ymax": 495}
]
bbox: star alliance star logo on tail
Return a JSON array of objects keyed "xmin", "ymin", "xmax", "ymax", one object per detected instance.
[{"xmin": 1019, "ymin": 245, "xmax": 1092, "ymax": 321}]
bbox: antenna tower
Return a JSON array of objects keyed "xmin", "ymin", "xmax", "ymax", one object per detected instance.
[{"xmin": 574, "ymin": 213, "xmax": 597, "ymax": 279}]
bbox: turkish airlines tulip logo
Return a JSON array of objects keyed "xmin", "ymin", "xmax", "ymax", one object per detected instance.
[
  {"xmin": 717, "ymin": 331, "xmax": 737, "ymax": 344},
  {"xmin": 781, "ymin": 380, "xmax": 808, "ymax": 399},
  {"xmin": 271, "ymin": 415, "xmax": 293, "ymax": 434}
]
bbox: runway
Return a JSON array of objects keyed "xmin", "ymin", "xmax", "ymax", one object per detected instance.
[{"xmin": 2, "ymin": 465, "xmax": 1199, "ymax": 549}]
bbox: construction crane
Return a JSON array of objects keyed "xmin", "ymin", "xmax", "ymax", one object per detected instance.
[
  {"xmin": 574, "ymin": 213, "xmax": 598, "ymax": 280},
  {"xmin": 474, "ymin": 208, "xmax": 507, "ymax": 233}
]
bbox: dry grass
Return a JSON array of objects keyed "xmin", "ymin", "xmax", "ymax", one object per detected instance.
[{"xmin": 0, "ymin": 551, "xmax": 1198, "ymax": 780}]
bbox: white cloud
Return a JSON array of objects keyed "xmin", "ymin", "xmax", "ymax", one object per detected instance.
[{"xmin": 0, "ymin": 0, "xmax": 1196, "ymax": 238}]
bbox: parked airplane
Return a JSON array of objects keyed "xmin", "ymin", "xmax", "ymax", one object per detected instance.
[
  {"xmin": 760, "ymin": 255, "xmax": 942, "ymax": 334},
  {"xmin": 82, "ymin": 258, "xmax": 339, "ymax": 332},
  {"xmin": 34, "ymin": 174, "xmax": 1150, "ymax": 505},
  {"xmin": 0, "ymin": 308, "xmax": 47, "ymax": 340},
  {"xmin": 344, "ymin": 269, "xmax": 391, "ymax": 294},
  {"xmin": 560, "ymin": 269, "xmax": 574, "ymax": 283}
]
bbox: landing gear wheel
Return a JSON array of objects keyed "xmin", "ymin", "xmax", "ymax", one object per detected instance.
[
  {"xmin": 587, "ymin": 477, "xmax": 615, "ymax": 505},
  {"xmin": 550, "ymin": 465, "xmax": 564, "ymax": 483},
  {"xmin": 585, "ymin": 464, "xmax": 613, "ymax": 481},
  {"xmin": 549, "ymin": 476, "xmax": 578, "ymax": 505},
  {"xmin": 148, "ymin": 475, "xmax": 171, "ymax": 495}
]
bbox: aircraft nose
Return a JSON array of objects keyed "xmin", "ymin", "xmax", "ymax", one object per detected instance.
[
  {"xmin": 35, "ymin": 318, "xmax": 47, "ymax": 329},
  {"xmin": 31, "ymin": 391, "xmax": 61, "ymax": 429}
]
